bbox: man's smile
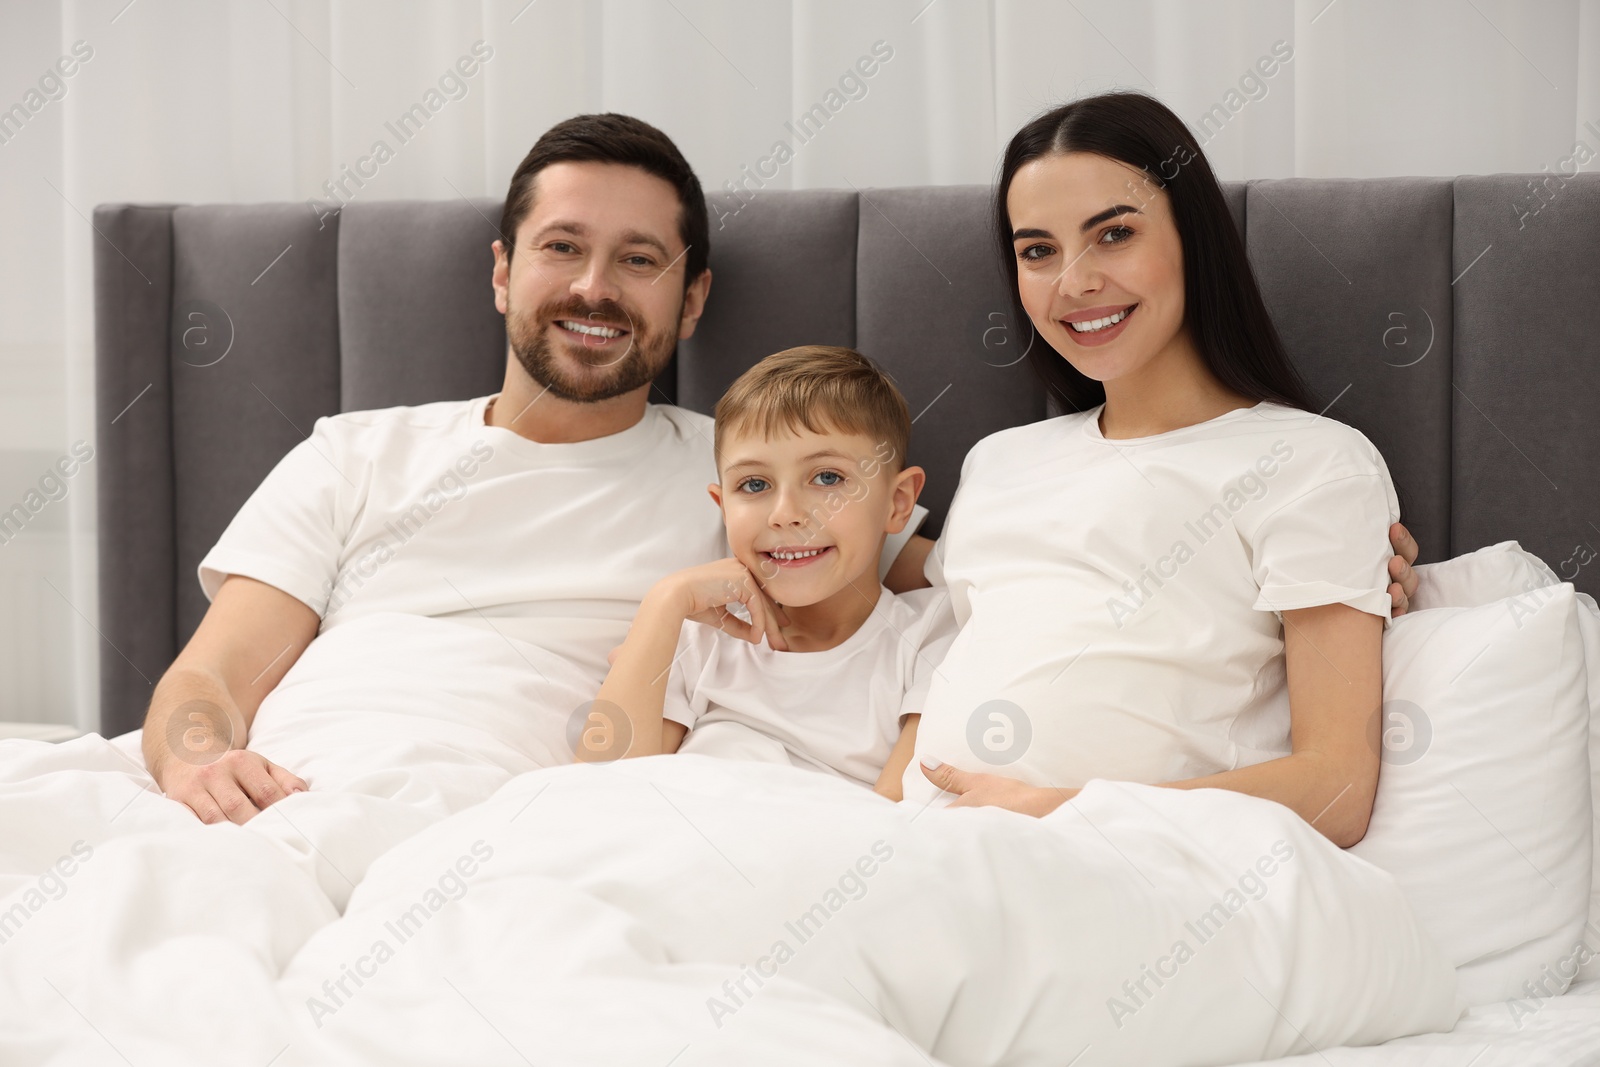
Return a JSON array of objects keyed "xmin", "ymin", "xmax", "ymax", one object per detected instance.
[{"xmin": 553, "ymin": 319, "xmax": 630, "ymax": 345}]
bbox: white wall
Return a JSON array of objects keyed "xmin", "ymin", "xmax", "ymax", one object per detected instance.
[{"xmin": 2, "ymin": 0, "xmax": 1597, "ymax": 732}]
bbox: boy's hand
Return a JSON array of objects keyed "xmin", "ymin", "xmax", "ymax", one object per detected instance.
[{"xmin": 656, "ymin": 559, "xmax": 791, "ymax": 652}]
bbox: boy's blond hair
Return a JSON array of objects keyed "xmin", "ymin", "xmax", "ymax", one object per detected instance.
[{"xmin": 713, "ymin": 346, "xmax": 911, "ymax": 472}]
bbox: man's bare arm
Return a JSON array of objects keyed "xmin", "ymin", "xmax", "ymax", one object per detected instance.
[
  {"xmin": 884, "ymin": 534, "xmax": 935, "ymax": 594},
  {"xmin": 142, "ymin": 575, "xmax": 319, "ymax": 824}
]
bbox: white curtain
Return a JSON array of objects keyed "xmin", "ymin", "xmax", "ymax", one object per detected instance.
[{"xmin": 3, "ymin": 0, "xmax": 1597, "ymax": 733}]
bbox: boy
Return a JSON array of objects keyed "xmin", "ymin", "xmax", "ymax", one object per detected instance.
[{"xmin": 581, "ymin": 346, "xmax": 956, "ymax": 799}]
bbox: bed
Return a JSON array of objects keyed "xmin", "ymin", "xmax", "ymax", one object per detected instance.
[{"xmin": 1, "ymin": 174, "xmax": 1596, "ymax": 1064}]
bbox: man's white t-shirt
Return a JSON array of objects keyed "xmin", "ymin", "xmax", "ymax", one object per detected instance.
[
  {"xmin": 904, "ymin": 401, "xmax": 1400, "ymax": 806},
  {"xmin": 200, "ymin": 397, "xmax": 728, "ymax": 686},
  {"xmin": 665, "ymin": 587, "xmax": 959, "ymax": 788}
]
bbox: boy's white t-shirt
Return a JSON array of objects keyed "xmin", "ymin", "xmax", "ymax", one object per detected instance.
[
  {"xmin": 199, "ymin": 397, "xmax": 728, "ymax": 685},
  {"xmin": 904, "ymin": 401, "xmax": 1400, "ymax": 806},
  {"xmin": 665, "ymin": 586, "xmax": 959, "ymax": 788}
]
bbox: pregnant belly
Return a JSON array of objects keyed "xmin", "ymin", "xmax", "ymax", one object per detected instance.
[{"xmin": 907, "ymin": 601, "xmax": 1288, "ymax": 804}]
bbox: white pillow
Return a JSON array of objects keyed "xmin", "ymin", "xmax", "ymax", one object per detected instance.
[
  {"xmin": 1351, "ymin": 582, "xmax": 1593, "ymax": 1006},
  {"xmin": 1411, "ymin": 541, "xmax": 1600, "ymax": 980},
  {"xmin": 1408, "ymin": 539, "xmax": 1559, "ymax": 612}
]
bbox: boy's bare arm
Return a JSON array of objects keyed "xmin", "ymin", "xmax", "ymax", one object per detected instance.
[
  {"xmin": 589, "ymin": 558, "xmax": 789, "ymax": 762},
  {"xmin": 143, "ymin": 575, "xmax": 317, "ymax": 824},
  {"xmin": 590, "ymin": 591, "xmax": 689, "ymax": 761},
  {"xmin": 874, "ymin": 714, "xmax": 921, "ymax": 800}
]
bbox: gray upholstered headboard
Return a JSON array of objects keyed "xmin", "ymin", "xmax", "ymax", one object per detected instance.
[{"xmin": 92, "ymin": 176, "xmax": 1600, "ymax": 735}]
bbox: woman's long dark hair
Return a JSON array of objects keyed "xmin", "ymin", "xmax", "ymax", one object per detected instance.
[{"xmin": 995, "ymin": 92, "xmax": 1314, "ymax": 414}]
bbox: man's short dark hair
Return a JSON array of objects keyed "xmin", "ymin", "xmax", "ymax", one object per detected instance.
[{"xmin": 498, "ymin": 113, "xmax": 709, "ymax": 285}]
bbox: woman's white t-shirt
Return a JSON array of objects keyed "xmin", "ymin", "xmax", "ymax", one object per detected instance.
[
  {"xmin": 903, "ymin": 401, "xmax": 1400, "ymax": 805},
  {"xmin": 665, "ymin": 587, "xmax": 959, "ymax": 788}
]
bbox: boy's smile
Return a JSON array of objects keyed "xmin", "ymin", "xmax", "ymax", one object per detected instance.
[{"xmin": 760, "ymin": 545, "xmax": 835, "ymax": 568}]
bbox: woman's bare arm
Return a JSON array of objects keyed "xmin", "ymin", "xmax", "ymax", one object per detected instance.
[
  {"xmin": 921, "ymin": 602, "xmax": 1384, "ymax": 847},
  {"xmin": 1151, "ymin": 602, "xmax": 1382, "ymax": 846}
]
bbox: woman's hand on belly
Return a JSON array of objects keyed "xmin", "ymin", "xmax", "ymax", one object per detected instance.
[{"xmin": 919, "ymin": 758, "xmax": 1078, "ymax": 817}]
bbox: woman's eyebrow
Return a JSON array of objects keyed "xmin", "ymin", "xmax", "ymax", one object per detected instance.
[
  {"xmin": 1078, "ymin": 204, "xmax": 1141, "ymax": 232},
  {"xmin": 1011, "ymin": 204, "xmax": 1141, "ymax": 242}
]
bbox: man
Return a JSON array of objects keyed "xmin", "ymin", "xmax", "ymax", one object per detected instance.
[{"xmin": 140, "ymin": 113, "xmax": 1423, "ymax": 826}]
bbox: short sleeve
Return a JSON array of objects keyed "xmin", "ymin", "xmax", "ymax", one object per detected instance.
[
  {"xmin": 897, "ymin": 588, "xmax": 961, "ymax": 720},
  {"xmin": 1240, "ymin": 433, "xmax": 1401, "ymax": 620},
  {"xmin": 662, "ymin": 621, "xmax": 711, "ymax": 729},
  {"xmin": 196, "ymin": 416, "xmax": 354, "ymax": 615}
]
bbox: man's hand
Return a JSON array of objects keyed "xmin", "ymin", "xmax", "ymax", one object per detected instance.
[
  {"xmin": 919, "ymin": 759, "xmax": 1076, "ymax": 817},
  {"xmin": 1387, "ymin": 521, "xmax": 1421, "ymax": 617},
  {"xmin": 158, "ymin": 748, "xmax": 307, "ymax": 825},
  {"xmin": 142, "ymin": 575, "xmax": 319, "ymax": 821}
]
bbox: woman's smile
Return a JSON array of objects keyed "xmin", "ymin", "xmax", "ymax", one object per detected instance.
[
  {"xmin": 1007, "ymin": 152, "xmax": 1197, "ymax": 390},
  {"xmin": 1062, "ymin": 302, "xmax": 1138, "ymax": 347}
]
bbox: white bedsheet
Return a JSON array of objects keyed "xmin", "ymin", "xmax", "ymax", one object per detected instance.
[
  {"xmin": 0, "ymin": 717, "xmax": 1475, "ymax": 1067},
  {"xmin": 1239, "ymin": 980, "xmax": 1600, "ymax": 1066}
]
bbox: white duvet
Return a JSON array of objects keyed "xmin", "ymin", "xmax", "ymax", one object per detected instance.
[{"xmin": 0, "ymin": 616, "xmax": 1462, "ymax": 1066}]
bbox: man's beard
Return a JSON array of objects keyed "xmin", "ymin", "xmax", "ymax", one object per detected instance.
[{"xmin": 506, "ymin": 293, "xmax": 677, "ymax": 403}]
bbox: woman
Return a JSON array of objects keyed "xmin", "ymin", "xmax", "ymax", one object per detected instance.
[{"xmin": 905, "ymin": 92, "xmax": 1402, "ymax": 848}]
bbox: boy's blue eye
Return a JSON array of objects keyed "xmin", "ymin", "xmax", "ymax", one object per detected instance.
[
  {"xmin": 737, "ymin": 477, "xmax": 770, "ymax": 493},
  {"xmin": 814, "ymin": 470, "xmax": 844, "ymax": 487}
]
